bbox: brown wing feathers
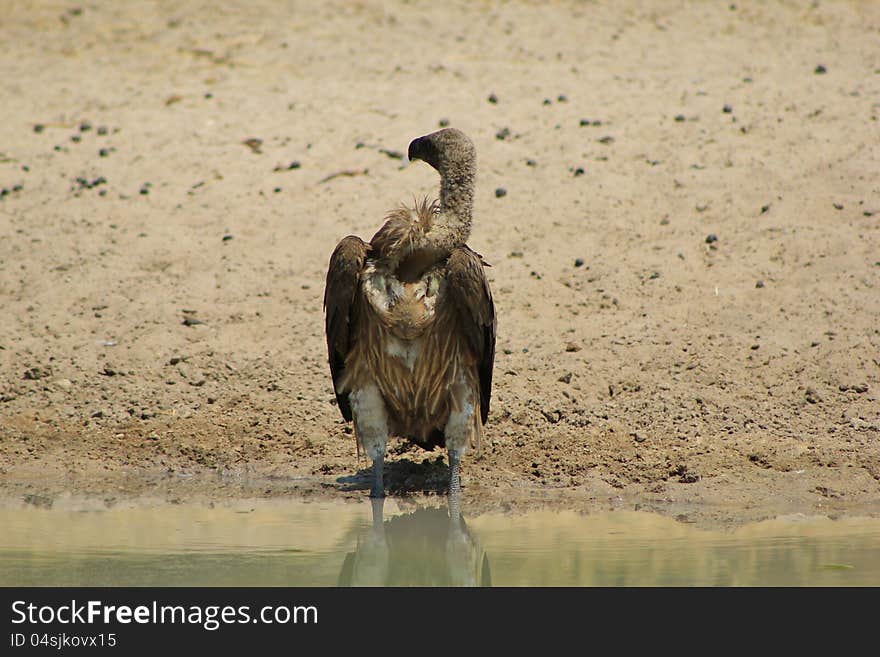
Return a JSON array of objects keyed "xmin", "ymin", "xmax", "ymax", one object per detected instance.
[
  {"xmin": 445, "ymin": 246, "xmax": 496, "ymax": 424},
  {"xmin": 323, "ymin": 235, "xmax": 370, "ymax": 421}
]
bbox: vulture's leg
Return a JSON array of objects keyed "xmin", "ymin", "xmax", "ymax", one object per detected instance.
[
  {"xmin": 444, "ymin": 385, "xmax": 475, "ymax": 521},
  {"xmin": 350, "ymin": 384, "xmax": 389, "ymax": 498}
]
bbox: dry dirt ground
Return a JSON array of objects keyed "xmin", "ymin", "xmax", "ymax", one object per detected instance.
[{"xmin": 1, "ymin": 1, "xmax": 879, "ymax": 527}]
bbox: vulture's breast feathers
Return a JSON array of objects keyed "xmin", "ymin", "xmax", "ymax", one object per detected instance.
[
  {"xmin": 362, "ymin": 198, "xmax": 450, "ymax": 342},
  {"xmin": 361, "ymin": 259, "xmax": 446, "ymax": 342}
]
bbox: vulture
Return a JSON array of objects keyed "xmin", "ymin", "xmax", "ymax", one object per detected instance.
[{"xmin": 323, "ymin": 128, "xmax": 496, "ymax": 500}]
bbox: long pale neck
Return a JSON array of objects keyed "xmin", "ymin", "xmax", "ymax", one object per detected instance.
[{"xmin": 428, "ymin": 168, "xmax": 474, "ymax": 251}]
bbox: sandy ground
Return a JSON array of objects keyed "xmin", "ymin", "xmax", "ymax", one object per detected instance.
[{"xmin": 1, "ymin": 0, "xmax": 879, "ymax": 527}]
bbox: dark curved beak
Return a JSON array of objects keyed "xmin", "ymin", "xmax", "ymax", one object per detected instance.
[{"xmin": 407, "ymin": 136, "xmax": 426, "ymax": 163}]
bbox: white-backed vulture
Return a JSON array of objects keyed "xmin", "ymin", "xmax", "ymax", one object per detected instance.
[{"xmin": 323, "ymin": 128, "xmax": 496, "ymax": 499}]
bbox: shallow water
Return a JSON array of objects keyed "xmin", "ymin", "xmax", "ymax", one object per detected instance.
[{"xmin": 1, "ymin": 498, "xmax": 878, "ymax": 586}]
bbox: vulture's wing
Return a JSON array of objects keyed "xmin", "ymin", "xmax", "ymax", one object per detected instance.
[
  {"xmin": 446, "ymin": 246, "xmax": 496, "ymax": 424},
  {"xmin": 324, "ymin": 235, "xmax": 370, "ymax": 421}
]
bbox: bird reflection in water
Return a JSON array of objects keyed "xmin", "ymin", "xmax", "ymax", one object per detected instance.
[{"xmin": 338, "ymin": 497, "xmax": 491, "ymax": 586}]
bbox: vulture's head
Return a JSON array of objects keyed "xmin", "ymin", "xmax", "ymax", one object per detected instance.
[{"xmin": 408, "ymin": 128, "xmax": 475, "ymax": 176}]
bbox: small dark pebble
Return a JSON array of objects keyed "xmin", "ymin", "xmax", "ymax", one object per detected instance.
[
  {"xmin": 70, "ymin": 134, "xmax": 81, "ymax": 143},
  {"xmin": 91, "ymin": 410, "xmax": 104, "ymax": 418},
  {"xmin": 542, "ymin": 98, "xmax": 552, "ymax": 105},
  {"xmin": 751, "ymin": 344, "xmax": 760, "ymax": 350},
  {"xmin": 222, "ymin": 234, "xmax": 234, "ymax": 241},
  {"xmin": 760, "ymin": 204, "xmax": 771, "ymax": 214},
  {"xmin": 674, "ymin": 114, "xmax": 686, "ymax": 122},
  {"xmin": 705, "ymin": 234, "xmax": 718, "ymax": 244},
  {"xmin": 273, "ymin": 187, "xmax": 282, "ymax": 193},
  {"xmin": 755, "ymin": 280, "xmax": 765, "ymax": 288},
  {"xmin": 495, "ymin": 187, "xmax": 507, "ymax": 198},
  {"xmin": 833, "ymin": 203, "xmax": 843, "ymax": 210},
  {"xmin": 557, "ymin": 94, "xmax": 567, "ymax": 102},
  {"xmin": 33, "ymin": 124, "xmax": 45, "ymax": 133},
  {"xmin": 631, "ymin": 432, "xmax": 647, "ymax": 443},
  {"xmin": 379, "ymin": 149, "xmax": 403, "ymax": 160},
  {"xmin": 558, "ymin": 372, "xmax": 572, "ymax": 384},
  {"xmin": 574, "ymin": 167, "xmax": 585, "ymax": 176},
  {"xmin": 438, "ymin": 118, "xmax": 450, "ymax": 127},
  {"xmin": 495, "ymin": 127, "xmax": 510, "ymax": 140},
  {"xmin": 98, "ymin": 147, "xmax": 111, "ymax": 157},
  {"xmin": 526, "ymin": 159, "xmax": 537, "ymax": 167},
  {"xmin": 12, "ymin": 184, "xmax": 23, "ymax": 192},
  {"xmin": 814, "ymin": 65, "xmax": 827, "ymax": 75},
  {"xmin": 97, "ymin": 126, "xmax": 108, "ymax": 136},
  {"xmin": 182, "ymin": 317, "xmax": 204, "ymax": 326},
  {"xmin": 579, "ymin": 118, "xmax": 591, "ymax": 126},
  {"xmin": 722, "ymin": 104, "xmax": 733, "ymax": 113},
  {"xmin": 597, "ymin": 135, "xmax": 614, "ymax": 145},
  {"xmin": 139, "ymin": 186, "xmax": 149, "ymax": 195},
  {"xmin": 574, "ymin": 258, "xmax": 585, "ymax": 268},
  {"xmin": 79, "ymin": 121, "xmax": 92, "ymax": 132},
  {"xmin": 488, "ymin": 93, "xmax": 498, "ymax": 104},
  {"xmin": 564, "ymin": 342, "xmax": 581, "ymax": 353}
]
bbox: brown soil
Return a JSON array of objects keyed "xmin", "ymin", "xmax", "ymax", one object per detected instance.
[{"xmin": 1, "ymin": 1, "xmax": 879, "ymax": 527}]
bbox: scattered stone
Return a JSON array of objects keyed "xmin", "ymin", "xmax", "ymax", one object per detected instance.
[
  {"xmin": 242, "ymin": 137, "xmax": 263, "ymax": 154},
  {"xmin": 495, "ymin": 127, "xmax": 510, "ymax": 140},
  {"xmin": 182, "ymin": 316, "xmax": 204, "ymax": 326},
  {"xmin": 558, "ymin": 372, "xmax": 572, "ymax": 384},
  {"xmin": 557, "ymin": 94, "xmax": 568, "ymax": 102},
  {"xmin": 574, "ymin": 258, "xmax": 585, "ymax": 267},
  {"xmin": 79, "ymin": 121, "xmax": 92, "ymax": 132},
  {"xmin": 495, "ymin": 187, "xmax": 507, "ymax": 198},
  {"xmin": 379, "ymin": 148, "xmax": 403, "ymax": 159},
  {"xmin": 91, "ymin": 409, "xmax": 104, "ymax": 418},
  {"xmin": 814, "ymin": 64, "xmax": 827, "ymax": 75},
  {"xmin": 755, "ymin": 280, "xmax": 765, "ymax": 288},
  {"xmin": 574, "ymin": 167, "xmax": 585, "ymax": 176},
  {"xmin": 597, "ymin": 135, "xmax": 614, "ymax": 145},
  {"xmin": 805, "ymin": 387, "xmax": 822, "ymax": 404},
  {"xmin": 564, "ymin": 342, "xmax": 581, "ymax": 353},
  {"xmin": 23, "ymin": 366, "xmax": 50, "ymax": 381},
  {"xmin": 674, "ymin": 114, "xmax": 686, "ymax": 122},
  {"xmin": 273, "ymin": 161, "xmax": 301, "ymax": 171},
  {"xmin": 705, "ymin": 234, "xmax": 718, "ymax": 244},
  {"xmin": 751, "ymin": 344, "xmax": 760, "ymax": 350},
  {"xmin": 631, "ymin": 432, "xmax": 647, "ymax": 443},
  {"xmin": 526, "ymin": 159, "xmax": 537, "ymax": 167},
  {"xmin": 542, "ymin": 98, "xmax": 552, "ymax": 105},
  {"xmin": 438, "ymin": 118, "xmax": 450, "ymax": 127},
  {"xmin": 722, "ymin": 104, "xmax": 733, "ymax": 113},
  {"xmin": 760, "ymin": 203, "xmax": 771, "ymax": 214},
  {"xmin": 33, "ymin": 123, "xmax": 45, "ymax": 133},
  {"xmin": 97, "ymin": 126, "xmax": 108, "ymax": 136},
  {"xmin": 101, "ymin": 365, "xmax": 117, "ymax": 376},
  {"xmin": 487, "ymin": 93, "xmax": 498, "ymax": 104},
  {"xmin": 222, "ymin": 234, "xmax": 233, "ymax": 241}
]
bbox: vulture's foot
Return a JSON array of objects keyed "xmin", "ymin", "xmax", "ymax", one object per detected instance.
[
  {"xmin": 448, "ymin": 451, "xmax": 462, "ymax": 523},
  {"xmin": 369, "ymin": 454, "xmax": 385, "ymax": 498}
]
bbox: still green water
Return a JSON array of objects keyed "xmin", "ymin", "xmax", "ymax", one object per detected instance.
[{"xmin": 1, "ymin": 499, "xmax": 878, "ymax": 586}]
